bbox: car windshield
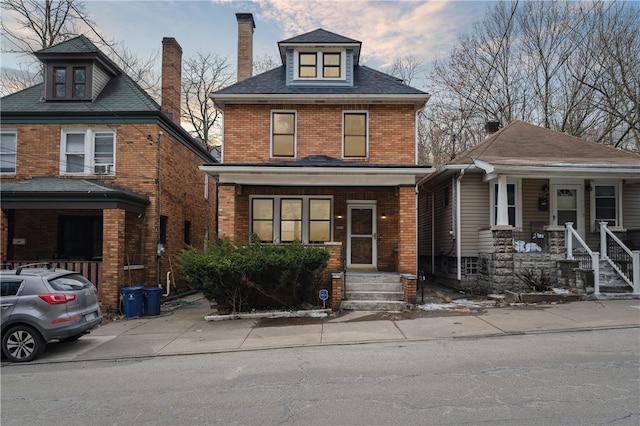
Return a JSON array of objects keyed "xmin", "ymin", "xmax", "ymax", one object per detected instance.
[{"xmin": 48, "ymin": 273, "xmax": 92, "ymax": 291}]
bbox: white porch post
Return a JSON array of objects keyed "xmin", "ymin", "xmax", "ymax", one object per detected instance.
[
  {"xmin": 599, "ymin": 222, "xmax": 608, "ymax": 260},
  {"xmin": 496, "ymin": 175, "xmax": 509, "ymax": 226}
]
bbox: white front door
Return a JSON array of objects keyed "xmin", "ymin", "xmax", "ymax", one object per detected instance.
[
  {"xmin": 551, "ymin": 184, "xmax": 584, "ymax": 237},
  {"xmin": 347, "ymin": 204, "xmax": 377, "ymax": 269}
]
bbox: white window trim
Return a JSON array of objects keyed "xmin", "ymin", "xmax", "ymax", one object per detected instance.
[
  {"xmin": 293, "ymin": 49, "xmax": 346, "ymax": 81},
  {"xmin": 204, "ymin": 174, "xmax": 209, "ymax": 200},
  {"xmin": 250, "ymin": 195, "xmax": 333, "ymax": 244},
  {"xmin": 60, "ymin": 128, "xmax": 116, "ymax": 176},
  {"xmin": 270, "ymin": 110, "xmax": 297, "ymax": 158},
  {"xmin": 0, "ymin": 128, "xmax": 17, "ymax": 175},
  {"xmin": 342, "ymin": 110, "xmax": 369, "ymax": 159},
  {"xmin": 589, "ymin": 181, "xmax": 621, "ymax": 231},
  {"xmin": 489, "ymin": 178, "xmax": 522, "ymax": 228}
]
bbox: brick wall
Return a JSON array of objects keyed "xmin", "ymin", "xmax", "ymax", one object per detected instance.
[
  {"xmin": 223, "ymin": 104, "xmax": 416, "ymax": 164},
  {"xmin": 1, "ymin": 122, "xmax": 216, "ymax": 309}
]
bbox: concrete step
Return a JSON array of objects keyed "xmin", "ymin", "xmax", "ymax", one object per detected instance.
[
  {"xmin": 344, "ymin": 290, "xmax": 404, "ymax": 301},
  {"xmin": 599, "ymin": 284, "xmax": 633, "ymax": 293},
  {"xmin": 345, "ymin": 272, "xmax": 401, "ymax": 284},
  {"xmin": 346, "ymin": 282, "xmax": 403, "ymax": 292},
  {"xmin": 340, "ymin": 300, "xmax": 411, "ymax": 311}
]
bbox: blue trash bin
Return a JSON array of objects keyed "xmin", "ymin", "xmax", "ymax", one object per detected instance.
[
  {"xmin": 121, "ymin": 286, "xmax": 144, "ymax": 318},
  {"xmin": 144, "ymin": 287, "xmax": 162, "ymax": 316}
]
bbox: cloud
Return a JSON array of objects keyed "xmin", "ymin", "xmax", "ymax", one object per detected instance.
[{"xmin": 247, "ymin": 0, "xmax": 485, "ymax": 68}]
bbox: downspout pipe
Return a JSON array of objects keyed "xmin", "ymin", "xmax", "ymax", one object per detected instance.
[{"xmin": 456, "ymin": 170, "xmax": 463, "ymax": 282}]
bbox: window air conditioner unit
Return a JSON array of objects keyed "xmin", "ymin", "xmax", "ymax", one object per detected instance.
[{"xmin": 94, "ymin": 164, "xmax": 113, "ymax": 175}]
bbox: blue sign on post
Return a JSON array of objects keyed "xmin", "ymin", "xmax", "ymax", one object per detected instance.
[
  {"xmin": 319, "ymin": 289, "xmax": 329, "ymax": 300},
  {"xmin": 319, "ymin": 289, "xmax": 329, "ymax": 308}
]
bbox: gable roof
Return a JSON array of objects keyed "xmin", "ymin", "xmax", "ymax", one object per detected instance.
[
  {"xmin": 278, "ymin": 28, "xmax": 362, "ymax": 64},
  {"xmin": 211, "ymin": 65, "xmax": 429, "ymax": 108},
  {"xmin": 450, "ymin": 120, "xmax": 640, "ymax": 167}
]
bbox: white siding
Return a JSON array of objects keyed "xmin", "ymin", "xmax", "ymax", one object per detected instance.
[{"xmin": 92, "ymin": 65, "xmax": 110, "ymax": 100}]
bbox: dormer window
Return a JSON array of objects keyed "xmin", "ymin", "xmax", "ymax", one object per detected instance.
[
  {"xmin": 47, "ymin": 63, "xmax": 91, "ymax": 100},
  {"xmin": 294, "ymin": 50, "xmax": 345, "ymax": 81}
]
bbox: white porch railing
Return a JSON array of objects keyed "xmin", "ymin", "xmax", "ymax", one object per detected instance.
[
  {"xmin": 565, "ymin": 222, "xmax": 600, "ymax": 294},
  {"xmin": 599, "ymin": 222, "xmax": 640, "ymax": 294}
]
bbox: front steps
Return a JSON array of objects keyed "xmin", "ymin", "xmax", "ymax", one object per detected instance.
[
  {"xmin": 340, "ymin": 272, "xmax": 411, "ymax": 311},
  {"xmin": 598, "ymin": 260, "xmax": 633, "ymax": 294}
]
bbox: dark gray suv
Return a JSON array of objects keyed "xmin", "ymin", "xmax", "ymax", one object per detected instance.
[{"xmin": 1, "ymin": 264, "xmax": 103, "ymax": 362}]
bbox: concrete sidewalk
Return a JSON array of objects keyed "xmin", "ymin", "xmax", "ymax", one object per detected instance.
[{"xmin": 17, "ymin": 296, "xmax": 640, "ymax": 364}]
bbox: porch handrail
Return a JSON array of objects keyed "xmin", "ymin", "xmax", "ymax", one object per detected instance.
[
  {"xmin": 599, "ymin": 222, "xmax": 639, "ymax": 293},
  {"xmin": 565, "ymin": 222, "xmax": 600, "ymax": 294}
]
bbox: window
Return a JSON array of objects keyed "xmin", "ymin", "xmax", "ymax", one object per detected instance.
[
  {"xmin": 594, "ymin": 184, "xmax": 617, "ymax": 226},
  {"xmin": 60, "ymin": 129, "xmax": 115, "ymax": 175},
  {"xmin": 1, "ymin": 130, "xmax": 17, "ymax": 174},
  {"xmin": 494, "ymin": 183, "xmax": 516, "ymax": 226},
  {"xmin": 295, "ymin": 51, "xmax": 344, "ymax": 80},
  {"xmin": 299, "ymin": 53, "xmax": 317, "ymax": 78},
  {"xmin": 343, "ymin": 112, "xmax": 367, "ymax": 157},
  {"xmin": 252, "ymin": 199, "xmax": 274, "ymax": 242},
  {"xmin": 159, "ymin": 216, "xmax": 168, "ymax": 245},
  {"xmin": 463, "ymin": 258, "xmax": 478, "ymax": 275},
  {"xmin": 49, "ymin": 64, "xmax": 90, "ymax": 100},
  {"xmin": 272, "ymin": 111, "xmax": 296, "ymax": 157},
  {"xmin": 1, "ymin": 280, "xmax": 23, "ymax": 297},
  {"xmin": 251, "ymin": 196, "xmax": 332, "ymax": 244},
  {"xmin": 323, "ymin": 53, "xmax": 341, "ymax": 78},
  {"xmin": 280, "ymin": 199, "xmax": 302, "ymax": 242},
  {"xmin": 184, "ymin": 221, "xmax": 191, "ymax": 246}
]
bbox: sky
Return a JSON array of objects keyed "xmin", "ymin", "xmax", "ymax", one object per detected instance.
[{"xmin": 1, "ymin": 0, "xmax": 492, "ymax": 91}]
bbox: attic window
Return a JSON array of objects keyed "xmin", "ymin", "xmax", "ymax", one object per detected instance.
[
  {"xmin": 47, "ymin": 63, "xmax": 91, "ymax": 100},
  {"xmin": 299, "ymin": 53, "xmax": 317, "ymax": 78},
  {"xmin": 295, "ymin": 50, "xmax": 345, "ymax": 81}
]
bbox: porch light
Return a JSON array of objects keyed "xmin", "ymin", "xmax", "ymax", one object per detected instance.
[
  {"xmin": 336, "ymin": 214, "xmax": 343, "ymax": 219},
  {"xmin": 381, "ymin": 213, "xmax": 387, "ymax": 219}
]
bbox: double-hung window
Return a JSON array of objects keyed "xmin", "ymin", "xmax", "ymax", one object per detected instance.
[
  {"xmin": 594, "ymin": 184, "xmax": 617, "ymax": 228},
  {"xmin": 299, "ymin": 53, "xmax": 317, "ymax": 78},
  {"xmin": 61, "ymin": 129, "xmax": 115, "ymax": 175},
  {"xmin": 295, "ymin": 51, "xmax": 344, "ymax": 80},
  {"xmin": 493, "ymin": 182, "xmax": 517, "ymax": 227},
  {"xmin": 251, "ymin": 197, "xmax": 332, "ymax": 244},
  {"xmin": 0, "ymin": 130, "xmax": 17, "ymax": 174},
  {"xmin": 323, "ymin": 53, "xmax": 341, "ymax": 78},
  {"xmin": 271, "ymin": 111, "xmax": 296, "ymax": 157},
  {"xmin": 343, "ymin": 112, "xmax": 368, "ymax": 158}
]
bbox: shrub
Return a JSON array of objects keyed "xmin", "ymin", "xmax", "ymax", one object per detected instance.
[
  {"xmin": 179, "ymin": 238, "xmax": 330, "ymax": 313},
  {"xmin": 516, "ymin": 267, "xmax": 552, "ymax": 292}
]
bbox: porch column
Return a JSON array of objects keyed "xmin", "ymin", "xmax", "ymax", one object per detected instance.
[
  {"xmin": 397, "ymin": 186, "xmax": 417, "ymax": 274},
  {"xmin": 101, "ymin": 209, "xmax": 126, "ymax": 310},
  {"xmin": 218, "ymin": 184, "xmax": 237, "ymax": 240},
  {"xmin": 496, "ymin": 175, "xmax": 509, "ymax": 226}
]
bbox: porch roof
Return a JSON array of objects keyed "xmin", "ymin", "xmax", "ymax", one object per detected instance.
[
  {"xmin": 0, "ymin": 178, "xmax": 150, "ymax": 214},
  {"xmin": 200, "ymin": 155, "xmax": 433, "ymax": 186}
]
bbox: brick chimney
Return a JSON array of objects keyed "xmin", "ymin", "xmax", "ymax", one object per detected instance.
[
  {"xmin": 161, "ymin": 37, "xmax": 182, "ymax": 123},
  {"xmin": 236, "ymin": 13, "xmax": 255, "ymax": 82},
  {"xmin": 485, "ymin": 121, "xmax": 501, "ymax": 137}
]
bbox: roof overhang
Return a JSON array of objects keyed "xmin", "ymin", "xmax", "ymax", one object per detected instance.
[
  {"xmin": 200, "ymin": 164, "xmax": 433, "ymax": 186},
  {"xmin": 211, "ymin": 94, "xmax": 430, "ymax": 110}
]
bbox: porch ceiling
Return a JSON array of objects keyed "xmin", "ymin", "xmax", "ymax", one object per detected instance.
[{"xmin": 0, "ymin": 178, "xmax": 150, "ymax": 214}]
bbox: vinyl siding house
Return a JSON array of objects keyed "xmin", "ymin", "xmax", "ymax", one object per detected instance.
[
  {"xmin": 419, "ymin": 121, "xmax": 640, "ymax": 297},
  {"xmin": 0, "ymin": 36, "xmax": 217, "ymax": 311},
  {"xmin": 201, "ymin": 14, "xmax": 433, "ymax": 310}
]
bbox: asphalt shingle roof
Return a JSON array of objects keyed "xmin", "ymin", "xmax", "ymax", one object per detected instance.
[
  {"xmin": 36, "ymin": 35, "xmax": 101, "ymax": 55},
  {"xmin": 450, "ymin": 120, "xmax": 640, "ymax": 167},
  {"xmin": 279, "ymin": 28, "xmax": 360, "ymax": 44},
  {"xmin": 212, "ymin": 65, "xmax": 427, "ymax": 96}
]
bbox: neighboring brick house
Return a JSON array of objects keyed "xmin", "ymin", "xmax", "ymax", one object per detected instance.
[
  {"xmin": 418, "ymin": 120, "xmax": 640, "ymax": 296},
  {"xmin": 202, "ymin": 14, "xmax": 433, "ymax": 309},
  {"xmin": 0, "ymin": 36, "xmax": 217, "ymax": 311}
]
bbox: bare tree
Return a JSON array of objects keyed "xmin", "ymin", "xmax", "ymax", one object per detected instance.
[
  {"xmin": 182, "ymin": 51, "xmax": 233, "ymax": 146},
  {"xmin": 253, "ymin": 53, "xmax": 280, "ymax": 75},
  {"xmin": 1, "ymin": 0, "xmax": 159, "ymax": 97},
  {"xmin": 384, "ymin": 56, "xmax": 424, "ymax": 86},
  {"xmin": 424, "ymin": 0, "xmax": 640, "ymax": 159}
]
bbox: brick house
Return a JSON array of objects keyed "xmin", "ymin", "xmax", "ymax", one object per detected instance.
[
  {"xmin": 0, "ymin": 36, "xmax": 217, "ymax": 311},
  {"xmin": 201, "ymin": 14, "xmax": 433, "ymax": 310},
  {"xmin": 418, "ymin": 120, "xmax": 640, "ymax": 296}
]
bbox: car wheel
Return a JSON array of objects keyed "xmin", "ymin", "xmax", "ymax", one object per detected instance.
[{"xmin": 2, "ymin": 325, "xmax": 45, "ymax": 362}]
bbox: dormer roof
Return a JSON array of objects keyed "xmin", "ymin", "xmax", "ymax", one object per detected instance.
[
  {"xmin": 278, "ymin": 28, "xmax": 362, "ymax": 65},
  {"xmin": 34, "ymin": 35, "xmax": 121, "ymax": 76}
]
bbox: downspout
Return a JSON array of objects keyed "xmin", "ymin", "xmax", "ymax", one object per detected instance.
[
  {"xmin": 156, "ymin": 131, "xmax": 163, "ymax": 288},
  {"xmin": 456, "ymin": 170, "xmax": 463, "ymax": 282}
]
